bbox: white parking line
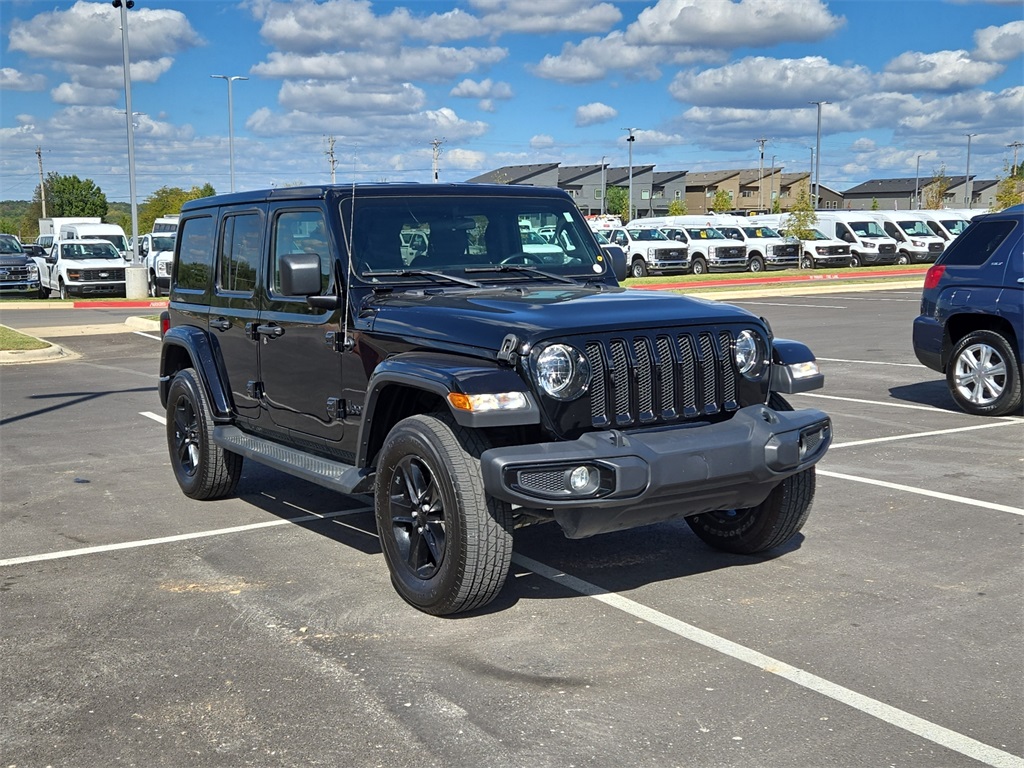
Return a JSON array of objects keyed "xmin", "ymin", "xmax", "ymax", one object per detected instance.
[
  {"xmin": 831, "ymin": 419, "xmax": 1024, "ymax": 448},
  {"xmin": 815, "ymin": 357, "xmax": 923, "ymax": 367},
  {"xmin": 797, "ymin": 392, "xmax": 952, "ymax": 411},
  {"xmin": 514, "ymin": 554, "xmax": 1024, "ymax": 768},
  {"xmin": 817, "ymin": 469, "xmax": 1024, "ymax": 516},
  {"xmin": 140, "ymin": 411, "xmax": 164, "ymax": 424},
  {"xmin": 733, "ymin": 301, "xmax": 847, "ymax": 308},
  {"xmin": 0, "ymin": 506, "xmax": 373, "ymax": 567},
  {"xmin": 133, "ymin": 331, "xmax": 162, "ymax": 341}
]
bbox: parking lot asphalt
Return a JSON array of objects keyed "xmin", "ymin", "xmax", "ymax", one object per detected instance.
[{"xmin": 1, "ymin": 285, "xmax": 1021, "ymax": 768}]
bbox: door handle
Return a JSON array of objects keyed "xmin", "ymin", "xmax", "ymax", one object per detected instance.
[
  {"xmin": 210, "ymin": 317, "xmax": 231, "ymax": 332},
  {"xmin": 256, "ymin": 323, "xmax": 285, "ymax": 339}
]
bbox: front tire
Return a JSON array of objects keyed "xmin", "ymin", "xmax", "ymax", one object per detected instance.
[
  {"xmin": 947, "ymin": 330, "xmax": 1022, "ymax": 416},
  {"xmin": 690, "ymin": 257, "xmax": 708, "ymax": 275},
  {"xmin": 59, "ymin": 280, "xmax": 70, "ymax": 300},
  {"xmin": 685, "ymin": 394, "xmax": 815, "ymax": 554},
  {"xmin": 849, "ymin": 253, "xmax": 862, "ymax": 268},
  {"xmin": 375, "ymin": 414, "xmax": 513, "ymax": 615},
  {"xmin": 630, "ymin": 257, "xmax": 648, "ymax": 278},
  {"xmin": 747, "ymin": 256, "xmax": 765, "ymax": 273},
  {"xmin": 166, "ymin": 368, "xmax": 243, "ymax": 499},
  {"xmin": 896, "ymin": 252, "xmax": 910, "ymax": 265},
  {"xmin": 800, "ymin": 255, "xmax": 815, "ymax": 270}
]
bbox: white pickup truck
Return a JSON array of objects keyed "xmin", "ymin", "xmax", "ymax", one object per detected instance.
[
  {"xmin": 35, "ymin": 239, "xmax": 127, "ymax": 299},
  {"xmin": 131, "ymin": 232, "xmax": 176, "ymax": 296}
]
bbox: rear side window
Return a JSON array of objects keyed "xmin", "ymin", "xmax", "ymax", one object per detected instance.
[
  {"xmin": 218, "ymin": 213, "xmax": 262, "ymax": 295},
  {"xmin": 175, "ymin": 215, "xmax": 215, "ymax": 292},
  {"xmin": 939, "ymin": 218, "xmax": 1017, "ymax": 267}
]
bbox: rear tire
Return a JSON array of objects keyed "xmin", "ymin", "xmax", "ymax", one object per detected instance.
[
  {"xmin": 375, "ymin": 414, "xmax": 513, "ymax": 615},
  {"xmin": 166, "ymin": 368, "xmax": 243, "ymax": 500},
  {"xmin": 685, "ymin": 394, "xmax": 815, "ymax": 554},
  {"xmin": 946, "ymin": 329, "xmax": 1022, "ymax": 416}
]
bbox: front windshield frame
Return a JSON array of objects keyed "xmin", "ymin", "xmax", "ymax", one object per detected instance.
[
  {"xmin": 0, "ymin": 235, "xmax": 24, "ymax": 254},
  {"xmin": 66, "ymin": 242, "xmax": 121, "ymax": 259},
  {"xmin": 850, "ymin": 220, "xmax": 887, "ymax": 238},
  {"xmin": 685, "ymin": 227, "xmax": 727, "ymax": 241},
  {"xmin": 152, "ymin": 235, "xmax": 176, "ymax": 251},
  {"xmin": 897, "ymin": 220, "xmax": 935, "ymax": 237},
  {"xmin": 742, "ymin": 225, "xmax": 781, "ymax": 238},
  {"xmin": 343, "ymin": 194, "xmax": 608, "ymax": 285},
  {"xmin": 626, "ymin": 228, "xmax": 670, "ymax": 242}
]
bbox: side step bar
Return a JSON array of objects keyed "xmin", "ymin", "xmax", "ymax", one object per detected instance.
[{"xmin": 213, "ymin": 426, "xmax": 373, "ymax": 496}]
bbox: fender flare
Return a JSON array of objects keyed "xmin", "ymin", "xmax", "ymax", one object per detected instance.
[{"xmin": 159, "ymin": 325, "xmax": 233, "ymax": 420}]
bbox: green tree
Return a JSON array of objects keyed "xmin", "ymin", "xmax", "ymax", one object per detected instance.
[
  {"xmin": 138, "ymin": 184, "xmax": 215, "ymax": 234},
  {"xmin": 605, "ymin": 186, "xmax": 629, "ymax": 222},
  {"xmin": 667, "ymin": 198, "xmax": 687, "ymax": 216},
  {"xmin": 710, "ymin": 188, "xmax": 732, "ymax": 212},
  {"xmin": 923, "ymin": 164, "xmax": 952, "ymax": 209},
  {"xmin": 993, "ymin": 161, "xmax": 1024, "ymax": 211},
  {"xmin": 0, "ymin": 218, "xmax": 19, "ymax": 235},
  {"xmin": 781, "ymin": 187, "xmax": 818, "ymax": 246},
  {"xmin": 870, "ymin": 197, "xmax": 880, "ymax": 210},
  {"xmin": 46, "ymin": 172, "xmax": 108, "ymax": 218}
]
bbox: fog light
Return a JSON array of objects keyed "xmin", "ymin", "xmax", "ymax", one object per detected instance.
[{"xmin": 569, "ymin": 466, "xmax": 593, "ymax": 491}]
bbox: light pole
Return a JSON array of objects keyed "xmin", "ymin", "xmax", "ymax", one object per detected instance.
[
  {"xmin": 600, "ymin": 155, "xmax": 607, "ymax": 215},
  {"xmin": 755, "ymin": 137, "xmax": 768, "ymax": 210},
  {"xmin": 211, "ymin": 74, "xmax": 248, "ymax": 192},
  {"xmin": 113, "ymin": 0, "xmax": 139, "ymax": 265},
  {"xmin": 623, "ymin": 128, "xmax": 637, "ymax": 222},
  {"xmin": 964, "ymin": 133, "xmax": 977, "ymax": 209},
  {"xmin": 769, "ymin": 154, "xmax": 777, "ymax": 210},
  {"xmin": 914, "ymin": 154, "xmax": 922, "ymax": 209},
  {"xmin": 809, "ymin": 101, "xmax": 830, "ymax": 209}
]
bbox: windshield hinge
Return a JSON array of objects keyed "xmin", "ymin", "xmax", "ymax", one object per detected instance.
[
  {"xmin": 497, "ymin": 334, "xmax": 521, "ymax": 367},
  {"xmin": 325, "ymin": 331, "xmax": 354, "ymax": 353}
]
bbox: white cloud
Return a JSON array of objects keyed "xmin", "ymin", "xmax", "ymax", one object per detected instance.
[
  {"xmin": 532, "ymin": 32, "xmax": 663, "ymax": 83},
  {"xmin": 51, "ymin": 82, "xmax": 120, "ymax": 106},
  {"xmin": 530, "ymin": 134, "xmax": 555, "ymax": 148},
  {"xmin": 8, "ymin": 1, "xmax": 201, "ymax": 66},
  {"xmin": 278, "ymin": 80, "xmax": 427, "ymax": 115},
  {"xmin": 973, "ymin": 20, "xmax": 1024, "ymax": 62},
  {"xmin": 575, "ymin": 102, "xmax": 618, "ymax": 127},
  {"xmin": 252, "ymin": 47, "xmax": 507, "ymax": 84},
  {"xmin": 450, "ymin": 78, "xmax": 514, "ymax": 99},
  {"xmin": 625, "ymin": 0, "xmax": 845, "ymax": 48},
  {"xmin": 469, "ymin": 0, "xmax": 622, "ymax": 34},
  {"xmin": 670, "ymin": 56, "xmax": 875, "ymax": 108},
  {"xmin": 0, "ymin": 68, "xmax": 47, "ymax": 92},
  {"xmin": 880, "ymin": 50, "xmax": 1004, "ymax": 92}
]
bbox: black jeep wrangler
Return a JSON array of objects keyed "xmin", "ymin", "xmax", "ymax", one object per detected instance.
[{"xmin": 159, "ymin": 183, "xmax": 832, "ymax": 615}]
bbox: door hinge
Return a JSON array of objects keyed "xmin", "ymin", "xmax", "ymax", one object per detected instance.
[
  {"xmin": 247, "ymin": 380, "xmax": 264, "ymax": 400},
  {"xmin": 326, "ymin": 397, "xmax": 343, "ymax": 421},
  {"xmin": 325, "ymin": 331, "xmax": 354, "ymax": 353}
]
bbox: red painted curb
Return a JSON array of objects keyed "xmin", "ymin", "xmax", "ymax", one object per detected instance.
[
  {"xmin": 71, "ymin": 300, "xmax": 169, "ymax": 309},
  {"xmin": 634, "ymin": 269, "xmax": 927, "ymax": 290}
]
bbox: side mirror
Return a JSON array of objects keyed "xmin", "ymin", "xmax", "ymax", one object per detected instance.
[{"xmin": 279, "ymin": 251, "xmax": 324, "ymax": 296}]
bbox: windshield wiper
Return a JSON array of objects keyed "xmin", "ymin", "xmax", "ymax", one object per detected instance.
[
  {"xmin": 362, "ymin": 268, "xmax": 484, "ymax": 288},
  {"xmin": 464, "ymin": 264, "xmax": 580, "ymax": 285}
]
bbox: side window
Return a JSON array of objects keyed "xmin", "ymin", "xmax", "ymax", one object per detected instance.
[
  {"xmin": 939, "ymin": 219, "xmax": 1017, "ymax": 267},
  {"xmin": 271, "ymin": 210, "xmax": 332, "ymax": 296},
  {"xmin": 218, "ymin": 213, "xmax": 261, "ymax": 295},
  {"xmin": 175, "ymin": 215, "xmax": 215, "ymax": 292}
]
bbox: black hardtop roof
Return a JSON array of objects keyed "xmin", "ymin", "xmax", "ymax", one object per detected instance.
[{"xmin": 179, "ymin": 182, "xmax": 574, "ymax": 214}]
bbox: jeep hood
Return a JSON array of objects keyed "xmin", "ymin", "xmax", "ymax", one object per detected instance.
[{"xmin": 365, "ymin": 285, "xmax": 761, "ymax": 351}]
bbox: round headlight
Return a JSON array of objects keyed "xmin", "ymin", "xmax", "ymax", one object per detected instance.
[
  {"xmin": 734, "ymin": 330, "xmax": 768, "ymax": 379},
  {"xmin": 532, "ymin": 343, "xmax": 591, "ymax": 400}
]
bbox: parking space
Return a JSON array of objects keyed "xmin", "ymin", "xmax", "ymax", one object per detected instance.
[{"xmin": 1, "ymin": 288, "xmax": 1021, "ymax": 768}]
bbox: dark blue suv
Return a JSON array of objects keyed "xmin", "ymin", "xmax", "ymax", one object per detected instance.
[{"xmin": 913, "ymin": 204, "xmax": 1023, "ymax": 416}]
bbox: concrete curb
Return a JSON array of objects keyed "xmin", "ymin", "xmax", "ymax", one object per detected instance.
[{"xmin": 0, "ymin": 339, "xmax": 79, "ymax": 365}]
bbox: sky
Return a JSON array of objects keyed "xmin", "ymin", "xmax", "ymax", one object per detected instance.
[{"xmin": 1, "ymin": 0, "xmax": 1022, "ymax": 204}]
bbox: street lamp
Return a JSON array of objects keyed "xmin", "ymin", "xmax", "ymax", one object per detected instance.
[
  {"xmin": 113, "ymin": 0, "xmax": 139, "ymax": 266},
  {"xmin": 809, "ymin": 101, "xmax": 830, "ymax": 209},
  {"xmin": 211, "ymin": 74, "xmax": 248, "ymax": 193},
  {"xmin": 769, "ymin": 154, "xmax": 777, "ymax": 210},
  {"xmin": 623, "ymin": 128, "xmax": 637, "ymax": 222},
  {"xmin": 964, "ymin": 133, "xmax": 977, "ymax": 209}
]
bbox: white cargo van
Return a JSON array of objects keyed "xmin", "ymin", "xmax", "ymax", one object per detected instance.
[
  {"xmin": 814, "ymin": 212, "xmax": 899, "ymax": 267},
  {"xmin": 58, "ymin": 222, "xmax": 129, "ymax": 259},
  {"xmin": 917, "ymin": 211, "xmax": 971, "ymax": 242},
  {"xmin": 630, "ymin": 215, "xmax": 748, "ymax": 274},
  {"xmin": 868, "ymin": 211, "xmax": 945, "ymax": 264}
]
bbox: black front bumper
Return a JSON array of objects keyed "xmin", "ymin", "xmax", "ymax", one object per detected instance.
[{"xmin": 480, "ymin": 404, "xmax": 831, "ymax": 538}]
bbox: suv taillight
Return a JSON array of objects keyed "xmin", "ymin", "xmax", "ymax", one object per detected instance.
[{"xmin": 923, "ymin": 264, "xmax": 946, "ymax": 290}]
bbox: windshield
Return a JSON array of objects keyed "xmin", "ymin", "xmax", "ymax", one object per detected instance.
[
  {"xmin": 743, "ymin": 226, "xmax": 780, "ymax": 238},
  {"xmin": 83, "ymin": 234, "xmax": 128, "ymax": 251},
  {"xmin": 152, "ymin": 235, "xmax": 176, "ymax": 251},
  {"xmin": 627, "ymin": 228, "xmax": 669, "ymax": 241},
  {"xmin": 897, "ymin": 220, "xmax": 934, "ymax": 236},
  {"xmin": 809, "ymin": 229, "xmax": 830, "ymax": 241},
  {"xmin": 941, "ymin": 219, "xmax": 969, "ymax": 236},
  {"xmin": 0, "ymin": 235, "xmax": 24, "ymax": 254},
  {"xmin": 850, "ymin": 221, "xmax": 886, "ymax": 238},
  {"xmin": 685, "ymin": 227, "xmax": 727, "ymax": 241},
  {"xmin": 63, "ymin": 242, "xmax": 120, "ymax": 259},
  {"xmin": 345, "ymin": 194, "xmax": 605, "ymax": 282}
]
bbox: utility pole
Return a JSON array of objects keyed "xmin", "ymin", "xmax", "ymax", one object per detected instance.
[
  {"xmin": 431, "ymin": 138, "xmax": 444, "ymax": 183},
  {"xmin": 769, "ymin": 155, "xmax": 776, "ymax": 210},
  {"xmin": 36, "ymin": 146, "xmax": 47, "ymax": 218},
  {"xmin": 964, "ymin": 133, "xmax": 977, "ymax": 208},
  {"xmin": 755, "ymin": 137, "xmax": 768, "ymax": 210},
  {"xmin": 809, "ymin": 101, "xmax": 830, "ymax": 209},
  {"xmin": 600, "ymin": 156, "xmax": 607, "ymax": 215},
  {"xmin": 914, "ymin": 154, "xmax": 923, "ymax": 209},
  {"xmin": 1008, "ymin": 141, "xmax": 1023, "ymax": 174},
  {"xmin": 324, "ymin": 135, "xmax": 338, "ymax": 184}
]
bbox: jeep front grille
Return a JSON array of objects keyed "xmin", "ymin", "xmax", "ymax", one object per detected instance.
[{"xmin": 585, "ymin": 330, "xmax": 740, "ymax": 428}]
